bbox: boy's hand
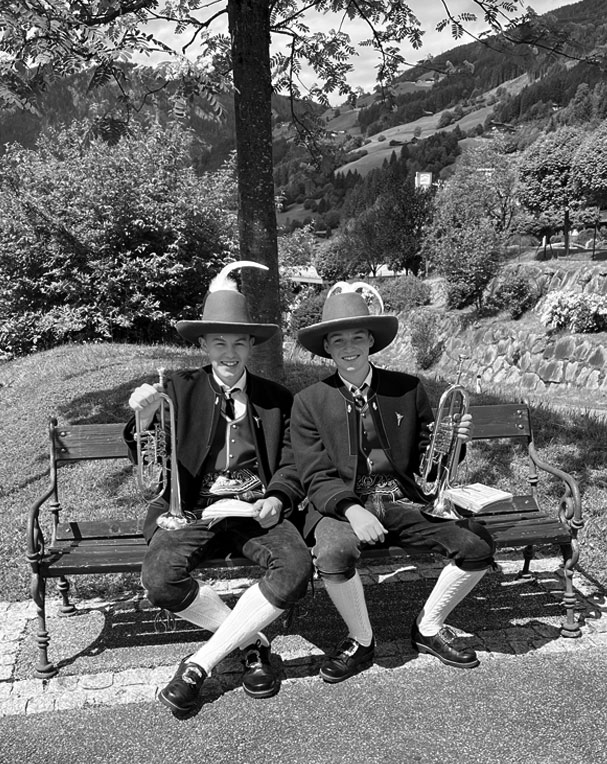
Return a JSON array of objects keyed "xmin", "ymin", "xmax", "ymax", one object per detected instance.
[
  {"xmin": 128, "ymin": 383, "xmax": 162, "ymax": 430},
  {"xmin": 344, "ymin": 505, "xmax": 386, "ymax": 545},
  {"xmin": 253, "ymin": 496, "xmax": 283, "ymax": 528},
  {"xmin": 456, "ymin": 412, "xmax": 474, "ymax": 443}
]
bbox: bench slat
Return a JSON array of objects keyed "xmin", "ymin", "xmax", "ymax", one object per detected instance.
[
  {"xmin": 56, "ymin": 519, "xmax": 144, "ymax": 540},
  {"xmin": 54, "ymin": 423, "xmax": 129, "ymax": 462},
  {"xmin": 41, "ymin": 543, "xmax": 256, "ymax": 576},
  {"xmin": 467, "ymin": 404, "xmax": 532, "ymax": 439}
]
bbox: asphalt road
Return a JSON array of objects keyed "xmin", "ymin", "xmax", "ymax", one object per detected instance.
[{"xmin": 1, "ymin": 647, "xmax": 606, "ymax": 764}]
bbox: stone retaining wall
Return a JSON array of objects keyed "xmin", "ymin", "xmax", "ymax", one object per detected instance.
[
  {"xmin": 285, "ymin": 262, "xmax": 607, "ymax": 397},
  {"xmin": 435, "ymin": 320, "xmax": 607, "ymax": 394},
  {"xmin": 490, "ymin": 261, "xmax": 607, "ymax": 298}
]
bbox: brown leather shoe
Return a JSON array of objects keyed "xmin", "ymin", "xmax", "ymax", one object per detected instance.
[
  {"xmin": 320, "ymin": 636, "xmax": 375, "ymax": 683},
  {"xmin": 158, "ymin": 657, "xmax": 207, "ymax": 715},
  {"xmin": 241, "ymin": 641, "xmax": 280, "ymax": 698},
  {"xmin": 411, "ymin": 623, "xmax": 480, "ymax": 669}
]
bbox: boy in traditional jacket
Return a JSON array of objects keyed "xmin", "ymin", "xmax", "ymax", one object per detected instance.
[
  {"xmin": 125, "ymin": 262, "xmax": 311, "ymax": 717},
  {"xmin": 291, "ymin": 282, "xmax": 495, "ymax": 682}
]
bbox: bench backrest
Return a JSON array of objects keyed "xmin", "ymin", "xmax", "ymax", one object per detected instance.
[
  {"xmin": 50, "ymin": 418, "xmax": 130, "ymax": 463},
  {"xmin": 48, "ymin": 403, "xmax": 532, "ymax": 466},
  {"xmin": 467, "ymin": 404, "xmax": 532, "ymax": 440}
]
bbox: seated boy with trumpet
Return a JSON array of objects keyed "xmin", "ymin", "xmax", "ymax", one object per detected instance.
[
  {"xmin": 291, "ymin": 282, "xmax": 495, "ymax": 682},
  {"xmin": 124, "ymin": 261, "xmax": 312, "ymax": 718}
]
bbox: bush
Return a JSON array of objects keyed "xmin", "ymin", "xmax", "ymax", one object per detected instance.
[
  {"xmin": 409, "ymin": 310, "xmax": 444, "ymax": 369},
  {"xmin": 539, "ymin": 291, "xmax": 607, "ymax": 333},
  {"xmin": 314, "ymin": 238, "xmax": 366, "ymax": 282},
  {"xmin": 0, "ymin": 307, "xmax": 111, "ymax": 358},
  {"xmin": 446, "ymin": 281, "xmax": 476, "ymax": 310},
  {"xmin": 484, "ymin": 275, "xmax": 540, "ymax": 319},
  {"xmin": 378, "ymin": 275, "xmax": 431, "ymax": 313},
  {"xmin": 0, "ymin": 120, "xmax": 238, "ymax": 356},
  {"xmin": 289, "ymin": 291, "xmax": 327, "ymax": 339}
]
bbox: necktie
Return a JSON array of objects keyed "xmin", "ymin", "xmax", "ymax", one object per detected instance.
[
  {"xmin": 352, "ymin": 384, "xmax": 368, "ymax": 410},
  {"xmin": 224, "ymin": 390, "xmax": 236, "ymax": 420}
]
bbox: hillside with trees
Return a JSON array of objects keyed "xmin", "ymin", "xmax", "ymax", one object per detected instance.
[{"xmin": 3, "ymin": 0, "xmax": 607, "ymax": 366}]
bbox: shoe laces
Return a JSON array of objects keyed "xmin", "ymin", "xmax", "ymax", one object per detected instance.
[
  {"xmin": 244, "ymin": 649, "xmax": 261, "ymax": 668},
  {"xmin": 182, "ymin": 664, "xmax": 204, "ymax": 686},
  {"xmin": 336, "ymin": 637, "xmax": 360, "ymax": 658},
  {"xmin": 243, "ymin": 640, "xmax": 268, "ymax": 668},
  {"xmin": 437, "ymin": 626, "xmax": 458, "ymax": 643}
]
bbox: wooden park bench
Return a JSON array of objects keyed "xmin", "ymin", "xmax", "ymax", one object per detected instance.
[{"xmin": 27, "ymin": 403, "xmax": 583, "ymax": 678}]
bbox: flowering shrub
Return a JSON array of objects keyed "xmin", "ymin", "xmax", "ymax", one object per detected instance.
[{"xmin": 538, "ymin": 291, "xmax": 607, "ymax": 333}]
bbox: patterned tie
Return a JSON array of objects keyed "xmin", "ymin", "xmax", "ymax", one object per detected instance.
[
  {"xmin": 224, "ymin": 390, "xmax": 237, "ymax": 420},
  {"xmin": 352, "ymin": 383, "xmax": 368, "ymax": 410}
]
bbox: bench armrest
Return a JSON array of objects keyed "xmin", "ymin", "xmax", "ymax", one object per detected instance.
[
  {"xmin": 26, "ymin": 484, "xmax": 56, "ymax": 565},
  {"xmin": 528, "ymin": 442, "xmax": 583, "ymax": 532}
]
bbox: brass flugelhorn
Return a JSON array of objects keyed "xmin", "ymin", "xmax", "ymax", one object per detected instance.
[
  {"xmin": 135, "ymin": 368, "xmax": 195, "ymax": 530},
  {"xmin": 418, "ymin": 355, "xmax": 470, "ymax": 518}
]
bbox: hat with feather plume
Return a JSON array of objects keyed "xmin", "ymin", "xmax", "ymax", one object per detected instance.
[
  {"xmin": 297, "ymin": 281, "xmax": 398, "ymax": 358},
  {"xmin": 176, "ymin": 261, "xmax": 278, "ymax": 344}
]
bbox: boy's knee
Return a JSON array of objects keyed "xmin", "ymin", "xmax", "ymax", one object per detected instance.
[
  {"xmin": 313, "ymin": 540, "xmax": 359, "ymax": 577},
  {"xmin": 141, "ymin": 552, "xmax": 193, "ymax": 612},
  {"xmin": 456, "ymin": 520, "xmax": 496, "ymax": 570}
]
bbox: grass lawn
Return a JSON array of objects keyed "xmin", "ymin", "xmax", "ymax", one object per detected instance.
[{"xmin": 1, "ymin": 341, "xmax": 606, "ymax": 606}]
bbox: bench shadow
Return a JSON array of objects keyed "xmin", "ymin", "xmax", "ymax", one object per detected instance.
[{"xmin": 16, "ymin": 567, "xmax": 599, "ymax": 687}]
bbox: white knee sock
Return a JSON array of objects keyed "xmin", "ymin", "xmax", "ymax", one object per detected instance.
[
  {"xmin": 176, "ymin": 583, "xmax": 268, "ymax": 648},
  {"xmin": 416, "ymin": 562, "xmax": 486, "ymax": 636},
  {"xmin": 187, "ymin": 584, "xmax": 283, "ymax": 674},
  {"xmin": 323, "ymin": 571, "xmax": 374, "ymax": 646}
]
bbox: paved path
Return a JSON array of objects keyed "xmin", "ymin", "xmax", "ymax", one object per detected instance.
[{"xmin": 1, "ymin": 552, "xmax": 607, "ymax": 763}]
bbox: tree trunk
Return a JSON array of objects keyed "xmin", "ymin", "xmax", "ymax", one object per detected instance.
[{"xmin": 228, "ymin": 0, "xmax": 283, "ymax": 381}]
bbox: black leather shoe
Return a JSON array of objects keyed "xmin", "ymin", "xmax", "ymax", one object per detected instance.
[
  {"xmin": 241, "ymin": 641, "xmax": 280, "ymax": 698},
  {"xmin": 158, "ymin": 657, "xmax": 207, "ymax": 715},
  {"xmin": 411, "ymin": 623, "xmax": 480, "ymax": 669},
  {"xmin": 320, "ymin": 636, "xmax": 375, "ymax": 683}
]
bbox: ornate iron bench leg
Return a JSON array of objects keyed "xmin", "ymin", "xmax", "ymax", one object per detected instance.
[
  {"xmin": 517, "ymin": 545, "xmax": 535, "ymax": 579},
  {"xmin": 559, "ymin": 542, "xmax": 581, "ymax": 639},
  {"xmin": 57, "ymin": 575, "xmax": 77, "ymax": 616},
  {"xmin": 30, "ymin": 573, "xmax": 58, "ymax": 678}
]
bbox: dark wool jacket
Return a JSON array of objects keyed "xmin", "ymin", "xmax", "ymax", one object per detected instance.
[
  {"xmin": 124, "ymin": 365, "xmax": 304, "ymax": 541},
  {"xmin": 291, "ymin": 366, "xmax": 436, "ymax": 539}
]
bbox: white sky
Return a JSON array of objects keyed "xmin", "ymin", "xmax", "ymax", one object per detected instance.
[{"xmin": 144, "ymin": 0, "xmax": 578, "ymax": 98}]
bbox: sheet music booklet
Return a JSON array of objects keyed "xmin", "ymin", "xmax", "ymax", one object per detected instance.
[{"xmin": 442, "ymin": 483, "xmax": 513, "ymax": 513}]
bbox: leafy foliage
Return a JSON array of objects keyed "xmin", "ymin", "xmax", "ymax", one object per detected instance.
[
  {"xmin": 313, "ymin": 236, "xmax": 367, "ymax": 282},
  {"xmin": 0, "ymin": 120, "xmax": 238, "ymax": 356},
  {"xmin": 484, "ymin": 274, "xmax": 540, "ymax": 319},
  {"xmin": 408, "ymin": 310, "xmax": 444, "ymax": 369},
  {"xmin": 377, "ymin": 275, "xmax": 431, "ymax": 313},
  {"xmin": 518, "ymin": 126, "xmax": 584, "ymax": 252},
  {"xmin": 289, "ymin": 289, "xmax": 327, "ymax": 339},
  {"xmin": 538, "ymin": 291, "xmax": 607, "ymax": 333},
  {"xmin": 422, "ymin": 139, "xmax": 514, "ymax": 309},
  {"xmin": 572, "ymin": 120, "xmax": 607, "ymax": 208}
]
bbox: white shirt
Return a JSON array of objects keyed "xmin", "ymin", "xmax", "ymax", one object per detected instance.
[
  {"xmin": 213, "ymin": 370, "xmax": 248, "ymax": 421},
  {"xmin": 339, "ymin": 365, "xmax": 373, "ymax": 403}
]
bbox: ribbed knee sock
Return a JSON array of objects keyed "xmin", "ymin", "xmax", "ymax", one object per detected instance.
[
  {"xmin": 323, "ymin": 571, "xmax": 374, "ymax": 647},
  {"xmin": 416, "ymin": 562, "xmax": 486, "ymax": 636},
  {"xmin": 187, "ymin": 584, "xmax": 283, "ymax": 674},
  {"xmin": 176, "ymin": 583, "xmax": 268, "ymax": 649}
]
